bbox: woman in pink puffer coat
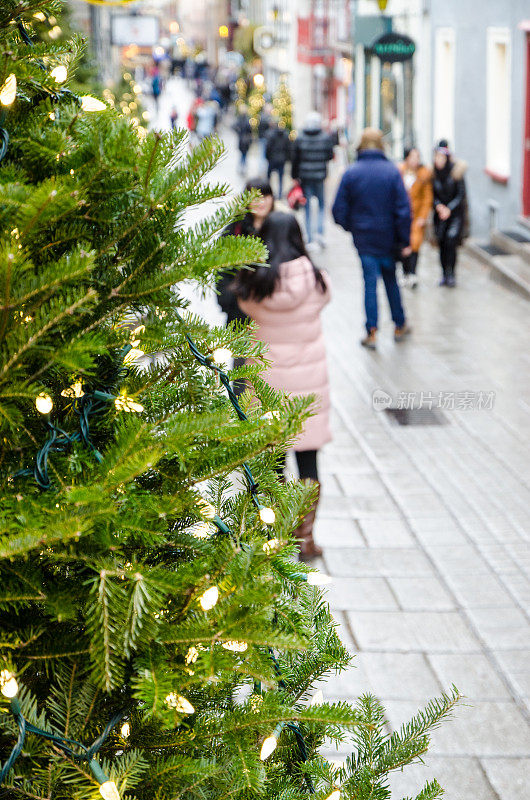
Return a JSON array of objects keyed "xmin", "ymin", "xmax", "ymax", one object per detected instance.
[{"xmin": 235, "ymin": 211, "xmax": 331, "ymax": 560}]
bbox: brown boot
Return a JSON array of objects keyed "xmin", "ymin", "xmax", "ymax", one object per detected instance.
[
  {"xmin": 361, "ymin": 328, "xmax": 377, "ymax": 349},
  {"xmin": 293, "ymin": 482, "xmax": 323, "ymax": 562}
]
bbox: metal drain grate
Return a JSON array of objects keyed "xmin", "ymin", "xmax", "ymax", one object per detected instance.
[
  {"xmin": 385, "ymin": 408, "xmax": 448, "ymax": 426},
  {"xmin": 479, "ymin": 243, "xmax": 507, "ymax": 256},
  {"xmin": 502, "ymin": 229, "xmax": 530, "ymax": 243}
]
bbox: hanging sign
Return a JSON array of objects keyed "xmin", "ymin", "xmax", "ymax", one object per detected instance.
[{"xmin": 372, "ymin": 32, "xmax": 415, "ymax": 62}]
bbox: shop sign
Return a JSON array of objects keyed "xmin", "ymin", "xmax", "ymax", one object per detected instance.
[{"xmin": 372, "ymin": 32, "xmax": 415, "ymax": 62}]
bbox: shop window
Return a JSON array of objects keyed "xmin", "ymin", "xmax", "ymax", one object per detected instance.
[
  {"xmin": 433, "ymin": 28, "xmax": 455, "ymax": 148},
  {"xmin": 486, "ymin": 28, "xmax": 511, "ymax": 180}
]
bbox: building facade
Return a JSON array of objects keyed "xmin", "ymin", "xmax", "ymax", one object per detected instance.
[
  {"xmin": 350, "ymin": 0, "xmax": 430, "ymax": 160},
  {"xmin": 429, "ymin": 0, "xmax": 530, "ymax": 235}
]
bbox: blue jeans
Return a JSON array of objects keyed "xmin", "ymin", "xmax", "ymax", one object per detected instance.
[
  {"xmin": 302, "ymin": 179, "xmax": 325, "ymax": 242},
  {"xmin": 267, "ymin": 162, "xmax": 285, "ymax": 197},
  {"xmin": 360, "ymin": 254, "xmax": 406, "ymax": 333}
]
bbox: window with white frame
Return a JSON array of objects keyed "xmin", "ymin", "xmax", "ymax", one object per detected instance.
[
  {"xmin": 433, "ymin": 28, "xmax": 456, "ymax": 149},
  {"xmin": 486, "ymin": 27, "xmax": 511, "ymax": 177}
]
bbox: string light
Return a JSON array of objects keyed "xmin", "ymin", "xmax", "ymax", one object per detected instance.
[
  {"xmin": 310, "ymin": 689, "xmax": 323, "ymax": 706},
  {"xmin": 325, "ymin": 791, "xmax": 341, "ymax": 800},
  {"xmin": 260, "ymin": 723, "xmax": 284, "ymax": 760},
  {"xmin": 0, "ymin": 670, "xmax": 18, "ymax": 698},
  {"xmin": 165, "ymin": 693, "xmax": 195, "ymax": 714},
  {"xmin": 48, "ymin": 26, "xmax": 62, "ymax": 39},
  {"xmin": 114, "ymin": 393, "xmax": 143, "ymax": 413},
  {"xmin": 197, "ymin": 498, "xmax": 216, "ymax": 519},
  {"xmin": 99, "ymin": 781, "xmax": 120, "ymax": 800},
  {"xmin": 212, "ymin": 347, "xmax": 232, "ymax": 366},
  {"xmin": 222, "ymin": 641, "xmax": 248, "ymax": 652},
  {"xmin": 262, "ymin": 538, "xmax": 280, "ymax": 553},
  {"xmin": 306, "ymin": 572, "xmax": 332, "ymax": 587},
  {"xmin": 89, "ymin": 761, "xmax": 120, "ymax": 800},
  {"xmin": 33, "ymin": 11, "xmax": 46, "ymax": 20},
  {"xmin": 0, "ymin": 74, "xmax": 17, "ymax": 106},
  {"xmin": 35, "ymin": 393, "xmax": 53, "ymax": 414},
  {"xmin": 50, "ymin": 65, "xmax": 67, "ymax": 83},
  {"xmin": 123, "ymin": 348, "xmax": 144, "ymax": 365},
  {"xmin": 81, "ymin": 96, "xmax": 106, "ymax": 112},
  {"xmin": 120, "ymin": 721, "xmax": 130, "ymax": 738},
  {"xmin": 199, "ymin": 586, "xmax": 219, "ymax": 610},
  {"xmin": 259, "ymin": 506, "xmax": 276, "ymax": 525},
  {"xmin": 185, "ymin": 646, "xmax": 199, "ymax": 665},
  {"xmin": 61, "ymin": 382, "xmax": 85, "ymax": 399},
  {"xmin": 191, "ymin": 522, "xmax": 212, "ymax": 539}
]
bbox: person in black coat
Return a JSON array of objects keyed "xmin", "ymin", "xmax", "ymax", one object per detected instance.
[
  {"xmin": 265, "ymin": 124, "xmax": 291, "ymax": 198},
  {"xmin": 216, "ymin": 179, "xmax": 275, "ymax": 395},
  {"xmin": 234, "ymin": 114, "xmax": 253, "ymax": 174},
  {"xmin": 433, "ymin": 140, "xmax": 468, "ymax": 287},
  {"xmin": 291, "ymin": 111, "xmax": 334, "ymax": 247}
]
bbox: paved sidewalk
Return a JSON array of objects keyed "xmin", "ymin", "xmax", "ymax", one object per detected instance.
[
  {"xmin": 155, "ymin": 80, "xmax": 530, "ymax": 799},
  {"xmin": 315, "ymin": 229, "xmax": 530, "ymax": 799}
]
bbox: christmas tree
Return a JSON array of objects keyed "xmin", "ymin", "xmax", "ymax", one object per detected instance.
[
  {"xmin": 247, "ymin": 78, "xmax": 266, "ymax": 133},
  {"xmin": 0, "ymin": 4, "xmax": 460, "ymax": 800},
  {"xmin": 272, "ymin": 77, "xmax": 293, "ymax": 132}
]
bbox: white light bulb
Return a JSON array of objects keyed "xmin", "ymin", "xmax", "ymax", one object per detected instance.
[
  {"xmin": 260, "ymin": 734, "xmax": 278, "ymax": 760},
  {"xmin": 197, "ymin": 499, "xmax": 216, "ymax": 520},
  {"xmin": 35, "ymin": 393, "xmax": 53, "ymax": 414},
  {"xmin": 185, "ymin": 646, "xmax": 199, "ymax": 665},
  {"xmin": 212, "ymin": 347, "xmax": 232, "ymax": 366},
  {"xmin": 50, "ymin": 65, "xmax": 67, "ymax": 84},
  {"xmin": 165, "ymin": 692, "xmax": 195, "ymax": 714},
  {"xmin": 123, "ymin": 348, "xmax": 145, "ymax": 365},
  {"xmin": 114, "ymin": 394, "xmax": 144, "ymax": 413},
  {"xmin": 99, "ymin": 780, "xmax": 120, "ymax": 800},
  {"xmin": 259, "ymin": 507, "xmax": 276, "ymax": 525},
  {"xmin": 120, "ymin": 721, "xmax": 130, "ymax": 738},
  {"xmin": 325, "ymin": 791, "xmax": 341, "ymax": 800},
  {"xmin": 199, "ymin": 586, "xmax": 219, "ymax": 611},
  {"xmin": 81, "ymin": 96, "xmax": 106, "ymax": 112},
  {"xmin": 262, "ymin": 538, "xmax": 280, "ymax": 554},
  {"xmin": 310, "ymin": 689, "xmax": 324, "ymax": 706},
  {"xmin": 306, "ymin": 572, "xmax": 332, "ymax": 586},
  {"xmin": 192, "ymin": 522, "xmax": 212, "ymax": 539},
  {"xmin": 61, "ymin": 382, "xmax": 84, "ymax": 399},
  {"xmin": 0, "ymin": 74, "xmax": 16, "ymax": 106},
  {"xmin": 222, "ymin": 641, "xmax": 248, "ymax": 652},
  {"xmin": 0, "ymin": 670, "xmax": 18, "ymax": 698}
]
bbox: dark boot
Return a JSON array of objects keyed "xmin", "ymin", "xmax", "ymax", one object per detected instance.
[{"xmin": 293, "ymin": 482, "xmax": 322, "ymax": 562}]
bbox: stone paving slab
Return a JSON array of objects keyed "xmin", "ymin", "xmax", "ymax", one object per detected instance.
[
  {"xmin": 346, "ymin": 610, "xmax": 481, "ymax": 653},
  {"xmin": 387, "ymin": 575, "xmax": 456, "ymax": 611},
  {"xmin": 482, "ymin": 757, "xmax": 530, "ymax": 800}
]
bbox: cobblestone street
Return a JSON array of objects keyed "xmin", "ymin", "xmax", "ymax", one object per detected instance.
[{"xmin": 155, "ymin": 79, "xmax": 530, "ymax": 800}]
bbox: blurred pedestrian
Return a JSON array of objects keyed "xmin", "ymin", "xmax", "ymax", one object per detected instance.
[
  {"xmin": 433, "ymin": 140, "xmax": 468, "ymax": 287},
  {"xmin": 291, "ymin": 111, "xmax": 335, "ymax": 249},
  {"xmin": 195, "ymin": 101, "xmax": 218, "ymax": 140},
  {"xmin": 234, "ymin": 113, "xmax": 253, "ymax": 175},
  {"xmin": 186, "ymin": 96, "xmax": 203, "ymax": 136},
  {"xmin": 398, "ymin": 147, "xmax": 433, "ymax": 288},
  {"xmin": 170, "ymin": 107, "xmax": 179, "ymax": 130},
  {"xmin": 151, "ymin": 65, "xmax": 162, "ymax": 109},
  {"xmin": 265, "ymin": 123, "xmax": 291, "ymax": 198},
  {"xmin": 332, "ymin": 128, "xmax": 411, "ymax": 349},
  {"xmin": 217, "ymin": 179, "xmax": 275, "ymax": 397},
  {"xmin": 234, "ymin": 211, "xmax": 331, "ymax": 560},
  {"xmin": 217, "ymin": 179, "xmax": 275, "ymax": 327}
]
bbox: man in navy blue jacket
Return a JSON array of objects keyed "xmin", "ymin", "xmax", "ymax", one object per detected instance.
[{"xmin": 332, "ymin": 128, "xmax": 412, "ymax": 349}]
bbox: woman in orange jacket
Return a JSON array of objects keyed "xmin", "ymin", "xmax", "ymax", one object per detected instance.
[{"xmin": 398, "ymin": 147, "xmax": 433, "ymax": 288}]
